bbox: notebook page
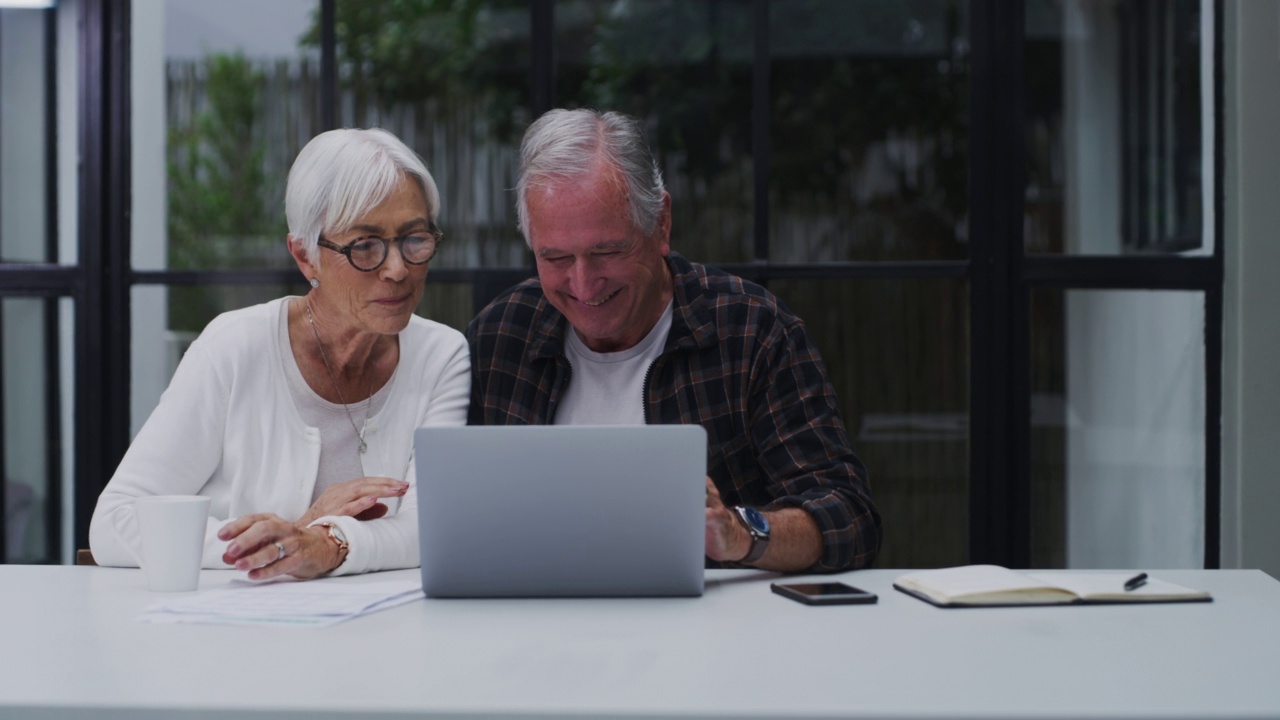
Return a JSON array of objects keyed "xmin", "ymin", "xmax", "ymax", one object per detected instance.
[
  {"xmin": 1024, "ymin": 572, "xmax": 1209, "ymax": 602},
  {"xmin": 902, "ymin": 565, "xmax": 1047, "ymax": 594}
]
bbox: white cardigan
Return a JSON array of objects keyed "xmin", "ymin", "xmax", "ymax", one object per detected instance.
[{"xmin": 89, "ymin": 298, "xmax": 470, "ymax": 575}]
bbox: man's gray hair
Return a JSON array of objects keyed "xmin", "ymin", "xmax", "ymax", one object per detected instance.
[
  {"xmin": 516, "ymin": 108, "xmax": 665, "ymax": 245},
  {"xmin": 285, "ymin": 127, "xmax": 440, "ymax": 265}
]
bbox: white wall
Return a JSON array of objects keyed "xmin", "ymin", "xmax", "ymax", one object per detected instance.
[{"xmin": 1222, "ymin": 0, "xmax": 1280, "ymax": 578}]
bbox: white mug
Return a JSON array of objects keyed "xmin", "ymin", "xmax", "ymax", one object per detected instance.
[{"xmin": 135, "ymin": 495, "xmax": 211, "ymax": 592}]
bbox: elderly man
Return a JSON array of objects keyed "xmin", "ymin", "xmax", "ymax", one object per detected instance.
[{"xmin": 466, "ymin": 108, "xmax": 881, "ymax": 572}]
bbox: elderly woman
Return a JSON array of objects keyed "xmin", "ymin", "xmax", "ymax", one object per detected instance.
[{"xmin": 89, "ymin": 128, "xmax": 468, "ymax": 580}]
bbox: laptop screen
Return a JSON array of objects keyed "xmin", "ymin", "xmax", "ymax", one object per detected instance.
[{"xmin": 415, "ymin": 425, "xmax": 707, "ymax": 598}]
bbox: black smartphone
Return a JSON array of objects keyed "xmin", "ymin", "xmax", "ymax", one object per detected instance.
[{"xmin": 771, "ymin": 581, "xmax": 878, "ymax": 605}]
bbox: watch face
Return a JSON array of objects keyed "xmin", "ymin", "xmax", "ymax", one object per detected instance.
[
  {"xmin": 740, "ymin": 506, "xmax": 769, "ymax": 534},
  {"xmin": 326, "ymin": 523, "xmax": 348, "ymax": 544}
]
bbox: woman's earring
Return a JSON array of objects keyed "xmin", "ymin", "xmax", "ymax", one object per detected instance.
[{"xmin": 309, "ymin": 278, "xmax": 319, "ymax": 288}]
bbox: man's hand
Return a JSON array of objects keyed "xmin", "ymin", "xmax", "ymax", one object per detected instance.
[
  {"xmin": 294, "ymin": 476, "xmax": 408, "ymax": 528},
  {"xmin": 704, "ymin": 476, "xmax": 751, "ymax": 562},
  {"xmin": 704, "ymin": 477, "xmax": 825, "ymax": 570}
]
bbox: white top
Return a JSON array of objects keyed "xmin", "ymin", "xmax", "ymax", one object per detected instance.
[
  {"xmin": 88, "ymin": 297, "xmax": 470, "ymax": 575},
  {"xmin": 556, "ymin": 302, "xmax": 672, "ymax": 425},
  {"xmin": 276, "ymin": 299, "xmax": 392, "ymax": 496},
  {"xmin": 1, "ymin": 567, "xmax": 1278, "ymax": 719}
]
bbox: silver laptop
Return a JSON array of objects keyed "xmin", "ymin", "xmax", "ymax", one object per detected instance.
[{"xmin": 414, "ymin": 425, "xmax": 707, "ymax": 598}]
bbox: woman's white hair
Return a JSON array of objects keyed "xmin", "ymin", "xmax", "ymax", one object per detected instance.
[
  {"xmin": 515, "ymin": 108, "xmax": 665, "ymax": 246},
  {"xmin": 285, "ymin": 127, "xmax": 440, "ymax": 265}
]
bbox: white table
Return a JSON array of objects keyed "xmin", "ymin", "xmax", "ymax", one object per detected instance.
[{"xmin": 2, "ymin": 566, "xmax": 1279, "ymax": 719}]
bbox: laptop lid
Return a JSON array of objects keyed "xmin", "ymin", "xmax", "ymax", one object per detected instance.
[{"xmin": 415, "ymin": 425, "xmax": 707, "ymax": 598}]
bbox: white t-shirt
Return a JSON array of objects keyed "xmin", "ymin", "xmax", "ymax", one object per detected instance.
[{"xmin": 555, "ymin": 302, "xmax": 673, "ymax": 425}]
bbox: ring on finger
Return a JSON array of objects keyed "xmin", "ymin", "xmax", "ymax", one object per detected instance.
[{"xmin": 274, "ymin": 540, "xmax": 286, "ymax": 562}]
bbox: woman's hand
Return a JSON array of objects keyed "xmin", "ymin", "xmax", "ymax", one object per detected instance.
[
  {"xmin": 294, "ymin": 476, "xmax": 409, "ymax": 528},
  {"xmin": 218, "ymin": 513, "xmax": 343, "ymax": 580}
]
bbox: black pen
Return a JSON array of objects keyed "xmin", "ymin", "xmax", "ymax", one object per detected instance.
[{"xmin": 1124, "ymin": 572, "xmax": 1148, "ymax": 591}]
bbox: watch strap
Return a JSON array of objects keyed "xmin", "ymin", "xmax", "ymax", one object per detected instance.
[
  {"xmin": 317, "ymin": 522, "xmax": 349, "ymax": 568},
  {"xmin": 733, "ymin": 506, "xmax": 770, "ymax": 564}
]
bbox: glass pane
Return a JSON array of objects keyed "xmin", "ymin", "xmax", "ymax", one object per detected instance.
[
  {"xmin": 1030, "ymin": 289, "xmax": 1205, "ymax": 568},
  {"xmin": 334, "ymin": 1, "xmax": 533, "ymax": 269},
  {"xmin": 770, "ymin": 0, "xmax": 970, "ymax": 263},
  {"xmin": 133, "ymin": 0, "xmax": 319, "ymax": 271},
  {"xmin": 556, "ymin": 0, "xmax": 755, "ymax": 264},
  {"xmin": 772, "ymin": 278, "xmax": 970, "ymax": 567},
  {"xmin": 0, "ymin": 8, "xmax": 51, "ymax": 264},
  {"xmin": 1025, "ymin": 0, "xmax": 1207, "ymax": 255},
  {"xmin": 130, "ymin": 281, "xmax": 471, "ymax": 434},
  {"xmin": 2, "ymin": 298, "xmax": 66, "ymax": 564}
]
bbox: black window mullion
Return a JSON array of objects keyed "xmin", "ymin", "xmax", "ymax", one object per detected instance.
[
  {"xmin": 41, "ymin": 294, "xmax": 62, "ymax": 564},
  {"xmin": 1022, "ymin": 255, "xmax": 1219, "ymax": 289},
  {"xmin": 716, "ymin": 261, "xmax": 968, "ymax": 283},
  {"xmin": 106, "ymin": 0, "xmax": 133, "ymax": 541},
  {"xmin": 968, "ymin": 0, "xmax": 1026, "ymax": 567},
  {"xmin": 1137, "ymin": 0, "xmax": 1152, "ymax": 249},
  {"xmin": 751, "ymin": 0, "xmax": 770, "ymax": 265},
  {"xmin": 74, "ymin": 0, "xmax": 106, "ymax": 558},
  {"xmin": 1205, "ymin": 0, "xmax": 1225, "ymax": 569},
  {"xmin": 530, "ymin": 0, "xmax": 554, "ymax": 118},
  {"xmin": 133, "ymin": 267, "xmax": 504, "ymax": 287},
  {"xmin": 75, "ymin": 0, "xmax": 132, "ymax": 553},
  {"xmin": 1204, "ymin": 284, "xmax": 1222, "ymax": 568},
  {"xmin": 132, "ymin": 268, "xmax": 304, "ymax": 286},
  {"xmin": 43, "ymin": 6, "xmax": 62, "ymax": 565},
  {"xmin": 1155, "ymin": 0, "xmax": 1168, "ymax": 247},
  {"xmin": 1120, "ymin": 3, "xmax": 1135, "ymax": 250}
]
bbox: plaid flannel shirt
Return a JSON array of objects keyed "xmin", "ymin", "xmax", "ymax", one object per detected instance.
[{"xmin": 465, "ymin": 252, "xmax": 882, "ymax": 571}]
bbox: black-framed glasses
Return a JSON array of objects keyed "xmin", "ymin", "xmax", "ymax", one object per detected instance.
[{"xmin": 317, "ymin": 229, "xmax": 444, "ymax": 272}]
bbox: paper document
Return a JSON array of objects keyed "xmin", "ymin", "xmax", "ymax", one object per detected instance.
[{"xmin": 138, "ymin": 579, "xmax": 424, "ymax": 627}]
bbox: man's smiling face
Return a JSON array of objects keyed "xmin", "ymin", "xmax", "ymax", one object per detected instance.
[{"xmin": 526, "ymin": 165, "xmax": 672, "ymax": 353}]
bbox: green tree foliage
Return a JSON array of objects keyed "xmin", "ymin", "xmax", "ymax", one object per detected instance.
[
  {"xmin": 301, "ymin": 0, "xmax": 969, "ymax": 261},
  {"xmin": 564, "ymin": 0, "xmax": 754, "ymax": 186},
  {"xmin": 167, "ymin": 53, "xmax": 288, "ymax": 331},
  {"xmin": 302, "ymin": 0, "xmax": 529, "ymax": 140}
]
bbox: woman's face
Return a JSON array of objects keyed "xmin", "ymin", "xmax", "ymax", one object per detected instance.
[{"xmin": 297, "ymin": 175, "xmax": 433, "ymax": 337}]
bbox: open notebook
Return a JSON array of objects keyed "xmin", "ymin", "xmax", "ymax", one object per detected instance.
[{"xmin": 894, "ymin": 565, "xmax": 1212, "ymax": 608}]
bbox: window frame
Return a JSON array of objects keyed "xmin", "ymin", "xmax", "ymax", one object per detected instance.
[{"xmin": 0, "ymin": 0, "xmax": 1223, "ymax": 568}]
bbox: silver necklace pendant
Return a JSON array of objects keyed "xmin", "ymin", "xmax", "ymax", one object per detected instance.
[{"xmin": 305, "ymin": 299, "xmax": 374, "ymax": 460}]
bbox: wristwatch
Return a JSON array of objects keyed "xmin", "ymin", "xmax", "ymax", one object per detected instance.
[
  {"xmin": 317, "ymin": 522, "xmax": 349, "ymax": 567},
  {"xmin": 732, "ymin": 506, "xmax": 771, "ymax": 564}
]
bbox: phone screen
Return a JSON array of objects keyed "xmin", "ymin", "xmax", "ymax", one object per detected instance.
[{"xmin": 771, "ymin": 581, "xmax": 878, "ymax": 605}]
